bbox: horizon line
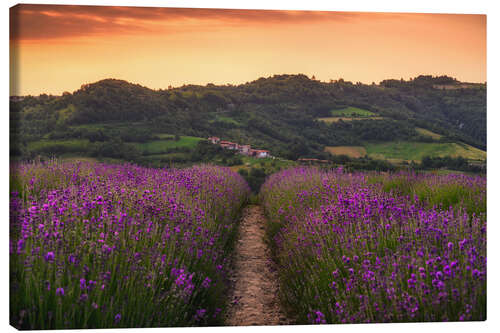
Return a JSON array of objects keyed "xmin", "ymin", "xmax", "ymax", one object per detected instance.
[{"xmin": 9, "ymin": 73, "xmax": 487, "ymax": 97}]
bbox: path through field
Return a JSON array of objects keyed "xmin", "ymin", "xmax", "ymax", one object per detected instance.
[{"xmin": 225, "ymin": 205, "xmax": 290, "ymax": 326}]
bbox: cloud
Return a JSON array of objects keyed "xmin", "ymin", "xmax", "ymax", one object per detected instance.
[{"xmin": 10, "ymin": 4, "xmax": 367, "ymax": 41}]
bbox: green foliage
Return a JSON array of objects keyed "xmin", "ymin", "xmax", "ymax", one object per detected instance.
[
  {"xmin": 381, "ymin": 175, "xmax": 486, "ymax": 216},
  {"xmin": 135, "ymin": 136, "xmax": 203, "ymax": 155},
  {"xmin": 329, "ymin": 106, "xmax": 376, "ymax": 117},
  {"xmin": 89, "ymin": 139, "xmax": 142, "ymax": 161},
  {"xmin": 11, "ymin": 74, "xmax": 486, "ymax": 169},
  {"xmin": 238, "ymin": 167, "xmax": 267, "ymax": 193},
  {"xmin": 420, "ymin": 155, "xmax": 484, "ymax": 173}
]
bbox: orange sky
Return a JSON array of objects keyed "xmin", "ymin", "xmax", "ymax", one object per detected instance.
[{"xmin": 9, "ymin": 5, "xmax": 486, "ymax": 96}]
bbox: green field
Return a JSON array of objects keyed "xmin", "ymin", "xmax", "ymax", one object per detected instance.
[
  {"xmin": 365, "ymin": 141, "xmax": 486, "ymax": 162},
  {"xmin": 59, "ymin": 156, "xmax": 125, "ymax": 165},
  {"xmin": 317, "ymin": 116, "xmax": 384, "ymax": 123},
  {"xmin": 415, "ymin": 127, "xmax": 443, "ymax": 139},
  {"xmin": 155, "ymin": 133, "xmax": 175, "ymax": 139},
  {"xmin": 27, "ymin": 139, "xmax": 90, "ymax": 152},
  {"xmin": 330, "ymin": 106, "xmax": 377, "ymax": 117},
  {"xmin": 144, "ymin": 152, "xmax": 191, "ymax": 160},
  {"xmin": 134, "ymin": 136, "xmax": 204, "ymax": 155},
  {"xmin": 324, "ymin": 146, "xmax": 367, "ymax": 158}
]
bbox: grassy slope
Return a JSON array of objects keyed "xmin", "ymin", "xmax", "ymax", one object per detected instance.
[
  {"xmin": 317, "ymin": 116, "xmax": 384, "ymax": 123},
  {"xmin": 134, "ymin": 136, "xmax": 204, "ymax": 154},
  {"xmin": 27, "ymin": 135, "xmax": 204, "ymax": 164},
  {"xmin": 365, "ymin": 141, "xmax": 486, "ymax": 162},
  {"xmin": 324, "ymin": 146, "xmax": 367, "ymax": 158},
  {"xmin": 415, "ymin": 128, "xmax": 443, "ymax": 139},
  {"xmin": 317, "ymin": 106, "xmax": 381, "ymax": 123},
  {"xmin": 28, "ymin": 139, "xmax": 90, "ymax": 151},
  {"xmin": 329, "ymin": 106, "xmax": 377, "ymax": 117}
]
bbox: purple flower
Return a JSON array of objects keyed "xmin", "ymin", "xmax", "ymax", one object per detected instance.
[
  {"xmin": 44, "ymin": 251, "xmax": 55, "ymax": 262},
  {"xmin": 80, "ymin": 278, "xmax": 86, "ymax": 290},
  {"xmin": 102, "ymin": 244, "xmax": 113, "ymax": 254},
  {"xmin": 175, "ymin": 273, "xmax": 186, "ymax": 286},
  {"xmin": 201, "ymin": 277, "xmax": 211, "ymax": 288},
  {"xmin": 194, "ymin": 309, "xmax": 206, "ymax": 321},
  {"xmin": 56, "ymin": 287, "xmax": 64, "ymax": 296},
  {"xmin": 16, "ymin": 239, "xmax": 25, "ymax": 254},
  {"xmin": 407, "ymin": 274, "xmax": 417, "ymax": 289},
  {"xmin": 68, "ymin": 255, "xmax": 77, "ymax": 264},
  {"xmin": 88, "ymin": 280, "xmax": 96, "ymax": 290},
  {"xmin": 362, "ymin": 270, "xmax": 375, "ymax": 281},
  {"xmin": 312, "ymin": 310, "xmax": 326, "ymax": 324},
  {"xmin": 114, "ymin": 313, "xmax": 121, "ymax": 323}
]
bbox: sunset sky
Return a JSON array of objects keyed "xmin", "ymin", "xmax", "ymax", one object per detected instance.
[{"xmin": 9, "ymin": 4, "xmax": 486, "ymax": 96}]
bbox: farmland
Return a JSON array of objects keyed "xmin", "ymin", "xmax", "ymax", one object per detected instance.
[
  {"xmin": 415, "ymin": 128, "xmax": 443, "ymax": 140},
  {"xmin": 317, "ymin": 116, "xmax": 385, "ymax": 123},
  {"xmin": 325, "ymin": 142, "xmax": 486, "ymax": 163},
  {"xmin": 317, "ymin": 106, "xmax": 382, "ymax": 123},
  {"xmin": 324, "ymin": 146, "xmax": 367, "ymax": 158},
  {"xmin": 9, "ymin": 160, "xmax": 487, "ymax": 327},
  {"xmin": 10, "ymin": 161, "xmax": 250, "ymax": 329},
  {"xmin": 9, "ymin": 74, "xmax": 487, "ymax": 327},
  {"xmin": 329, "ymin": 107, "xmax": 377, "ymax": 117},
  {"xmin": 365, "ymin": 142, "xmax": 486, "ymax": 162},
  {"xmin": 27, "ymin": 139, "xmax": 91, "ymax": 154},
  {"xmin": 11, "ymin": 75, "xmax": 486, "ymax": 171},
  {"xmin": 260, "ymin": 167, "xmax": 486, "ymax": 324},
  {"xmin": 134, "ymin": 136, "xmax": 204, "ymax": 154}
]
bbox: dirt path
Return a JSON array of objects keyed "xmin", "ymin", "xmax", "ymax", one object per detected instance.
[{"xmin": 225, "ymin": 205, "xmax": 290, "ymax": 326}]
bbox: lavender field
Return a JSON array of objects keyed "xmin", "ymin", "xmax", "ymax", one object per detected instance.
[
  {"xmin": 10, "ymin": 161, "xmax": 250, "ymax": 329},
  {"xmin": 260, "ymin": 167, "xmax": 486, "ymax": 324},
  {"xmin": 9, "ymin": 161, "xmax": 487, "ymax": 328}
]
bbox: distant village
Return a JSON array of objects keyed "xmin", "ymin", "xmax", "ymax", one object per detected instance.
[{"xmin": 207, "ymin": 137, "xmax": 272, "ymax": 159}]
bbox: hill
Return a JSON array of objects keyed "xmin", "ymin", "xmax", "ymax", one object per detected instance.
[{"xmin": 10, "ymin": 74, "xmax": 486, "ymax": 171}]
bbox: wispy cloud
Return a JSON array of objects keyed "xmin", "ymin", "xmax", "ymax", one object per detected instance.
[{"xmin": 10, "ymin": 4, "xmax": 373, "ymax": 41}]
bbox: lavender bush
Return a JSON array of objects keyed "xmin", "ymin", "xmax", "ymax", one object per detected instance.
[
  {"xmin": 260, "ymin": 167, "xmax": 486, "ymax": 324},
  {"xmin": 10, "ymin": 160, "xmax": 250, "ymax": 329}
]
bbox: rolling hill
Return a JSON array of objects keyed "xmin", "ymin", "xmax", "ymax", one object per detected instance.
[{"xmin": 10, "ymin": 74, "xmax": 486, "ymax": 170}]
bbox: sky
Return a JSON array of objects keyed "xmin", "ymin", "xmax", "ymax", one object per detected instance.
[{"xmin": 9, "ymin": 4, "xmax": 486, "ymax": 96}]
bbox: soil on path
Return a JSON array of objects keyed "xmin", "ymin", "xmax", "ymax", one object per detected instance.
[{"xmin": 225, "ymin": 205, "xmax": 290, "ymax": 326}]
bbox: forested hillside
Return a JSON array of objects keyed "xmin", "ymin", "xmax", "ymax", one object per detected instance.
[{"xmin": 10, "ymin": 74, "xmax": 486, "ymax": 168}]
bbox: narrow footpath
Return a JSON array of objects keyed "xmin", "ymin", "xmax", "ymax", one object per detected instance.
[{"xmin": 225, "ymin": 205, "xmax": 290, "ymax": 326}]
